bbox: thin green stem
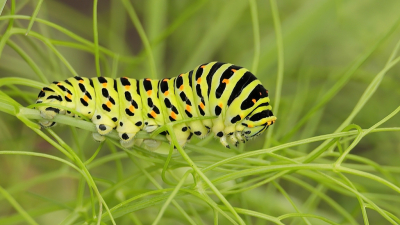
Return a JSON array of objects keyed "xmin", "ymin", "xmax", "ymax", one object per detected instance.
[
  {"xmin": 93, "ymin": 0, "xmax": 101, "ymax": 77},
  {"xmin": 338, "ymin": 173, "xmax": 369, "ymax": 225},
  {"xmin": 272, "ymin": 181, "xmax": 311, "ymax": 225},
  {"xmin": 0, "ymin": 15, "xmax": 136, "ymax": 62},
  {"xmin": 121, "ymin": 0, "xmax": 157, "ymax": 79},
  {"xmin": 335, "ymin": 106, "xmax": 400, "ymax": 167},
  {"xmin": 85, "ymin": 142, "xmax": 104, "ymax": 165},
  {"xmin": 152, "ymin": 170, "xmax": 191, "ymax": 225},
  {"xmin": 248, "ymin": 0, "xmax": 260, "ymax": 74},
  {"xmin": 264, "ymin": 0, "xmax": 284, "ymax": 148},
  {"xmin": 6, "ymin": 39, "xmax": 48, "ymax": 83},
  {"xmin": 0, "ymin": 185, "xmax": 39, "ymax": 225},
  {"xmin": 25, "ymin": 0, "xmax": 43, "ymax": 35},
  {"xmin": 280, "ymin": 18, "xmax": 400, "ymax": 142},
  {"xmin": 167, "ymin": 124, "xmax": 246, "ymax": 225}
]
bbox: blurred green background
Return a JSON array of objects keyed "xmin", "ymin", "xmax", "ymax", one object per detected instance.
[{"xmin": 1, "ymin": 0, "xmax": 400, "ymax": 224}]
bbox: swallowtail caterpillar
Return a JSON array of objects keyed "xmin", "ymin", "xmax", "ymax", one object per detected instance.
[{"xmin": 36, "ymin": 62, "xmax": 277, "ymax": 148}]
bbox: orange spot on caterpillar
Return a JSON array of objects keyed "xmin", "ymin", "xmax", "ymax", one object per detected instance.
[
  {"xmin": 231, "ymin": 69, "xmax": 237, "ymax": 73},
  {"xmin": 200, "ymin": 65, "xmax": 205, "ymax": 68},
  {"xmin": 218, "ymin": 103, "xmax": 223, "ymax": 108},
  {"xmin": 186, "ymin": 105, "xmax": 191, "ymax": 112},
  {"xmin": 102, "ymin": 83, "xmax": 107, "ymax": 88},
  {"xmin": 67, "ymin": 93, "xmax": 72, "ymax": 99},
  {"xmin": 125, "ymin": 85, "xmax": 130, "ymax": 90},
  {"xmin": 79, "ymin": 80, "xmax": 84, "ymax": 84},
  {"xmin": 57, "ymin": 82, "xmax": 61, "ymax": 85},
  {"xmin": 163, "ymin": 78, "xmax": 169, "ymax": 82},
  {"xmin": 129, "ymin": 105, "xmax": 134, "ymax": 112},
  {"xmin": 151, "ymin": 110, "xmax": 157, "ymax": 118},
  {"xmin": 147, "ymin": 90, "xmax": 152, "ymax": 96},
  {"xmin": 179, "ymin": 74, "xmax": 183, "ymax": 77},
  {"xmin": 199, "ymin": 102, "xmax": 205, "ymax": 110},
  {"xmin": 179, "ymin": 85, "xmax": 184, "ymax": 91},
  {"xmin": 164, "ymin": 90, "xmax": 169, "ymax": 96},
  {"xmin": 197, "ymin": 77, "xmax": 202, "ymax": 84},
  {"xmin": 248, "ymin": 124, "xmax": 253, "ymax": 128},
  {"xmin": 252, "ymin": 99, "xmax": 256, "ymax": 104},
  {"xmin": 222, "ymin": 79, "xmax": 229, "ymax": 84},
  {"xmin": 106, "ymin": 101, "xmax": 112, "ymax": 108},
  {"xmin": 83, "ymin": 95, "xmax": 89, "ymax": 102},
  {"xmin": 146, "ymin": 78, "xmax": 151, "ymax": 81},
  {"xmin": 170, "ymin": 111, "xmax": 177, "ymax": 120}
]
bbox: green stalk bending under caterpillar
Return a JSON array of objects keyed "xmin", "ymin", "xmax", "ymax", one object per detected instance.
[{"xmin": 35, "ymin": 62, "xmax": 277, "ymax": 148}]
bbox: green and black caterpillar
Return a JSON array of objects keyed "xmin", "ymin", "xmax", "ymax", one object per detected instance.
[{"xmin": 36, "ymin": 62, "xmax": 277, "ymax": 148}]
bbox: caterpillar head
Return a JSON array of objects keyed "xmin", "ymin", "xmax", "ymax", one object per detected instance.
[{"xmin": 241, "ymin": 107, "xmax": 276, "ymax": 140}]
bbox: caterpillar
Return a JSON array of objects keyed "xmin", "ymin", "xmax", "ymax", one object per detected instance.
[{"xmin": 35, "ymin": 62, "xmax": 277, "ymax": 148}]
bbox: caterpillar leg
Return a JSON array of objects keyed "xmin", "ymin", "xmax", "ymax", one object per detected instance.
[
  {"xmin": 144, "ymin": 125, "xmax": 158, "ymax": 133},
  {"xmin": 38, "ymin": 106, "xmax": 63, "ymax": 128},
  {"xmin": 91, "ymin": 110, "xmax": 116, "ymax": 142},
  {"xmin": 143, "ymin": 139, "xmax": 162, "ymax": 150},
  {"xmin": 39, "ymin": 120, "xmax": 57, "ymax": 128},
  {"xmin": 120, "ymin": 137, "xmax": 143, "ymax": 148},
  {"xmin": 219, "ymin": 135, "xmax": 230, "ymax": 149},
  {"xmin": 228, "ymin": 133, "xmax": 239, "ymax": 147},
  {"xmin": 120, "ymin": 138, "xmax": 135, "ymax": 148},
  {"xmin": 118, "ymin": 131, "xmax": 138, "ymax": 148},
  {"xmin": 90, "ymin": 124, "xmax": 113, "ymax": 143},
  {"xmin": 236, "ymin": 131, "xmax": 245, "ymax": 143},
  {"xmin": 92, "ymin": 132, "xmax": 106, "ymax": 142},
  {"xmin": 211, "ymin": 119, "xmax": 230, "ymax": 148}
]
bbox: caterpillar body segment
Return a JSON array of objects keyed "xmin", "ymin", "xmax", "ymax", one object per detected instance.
[
  {"xmin": 115, "ymin": 77, "xmax": 143, "ymax": 147},
  {"xmin": 35, "ymin": 62, "xmax": 277, "ymax": 148}
]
